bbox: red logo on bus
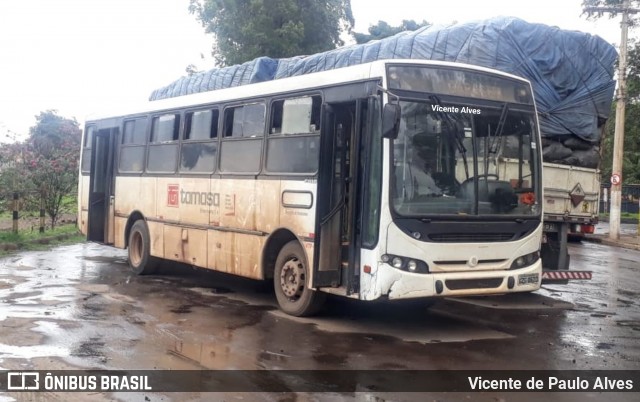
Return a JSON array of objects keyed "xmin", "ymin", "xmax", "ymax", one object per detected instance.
[{"xmin": 167, "ymin": 184, "xmax": 179, "ymax": 207}]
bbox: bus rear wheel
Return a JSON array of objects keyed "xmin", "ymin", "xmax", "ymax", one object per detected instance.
[
  {"xmin": 128, "ymin": 220, "xmax": 159, "ymax": 275},
  {"xmin": 274, "ymin": 241, "xmax": 325, "ymax": 316}
]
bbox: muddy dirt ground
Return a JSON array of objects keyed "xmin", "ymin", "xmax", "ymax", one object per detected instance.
[{"xmin": 0, "ymin": 239, "xmax": 638, "ymax": 401}]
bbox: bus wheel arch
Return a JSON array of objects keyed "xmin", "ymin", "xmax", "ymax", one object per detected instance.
[
  {"xmin": 124, "ymin": 211, "xmax": 145, "ymax": 249},
  {"xmin": 126, "ymin": 214, "xmax": 159, "ymax": 275},
  {"xmin": 262, "ymin": 229, "xmax": 298, "ymax": 280},
  {"xmin": 272, "ymin": 239, "xmax": 325, "ymax": 316}
]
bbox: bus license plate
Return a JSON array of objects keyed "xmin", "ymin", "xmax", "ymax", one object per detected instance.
[{"xmin": 518, "ymin": 273, "xmax": 539, "ymax": 285}]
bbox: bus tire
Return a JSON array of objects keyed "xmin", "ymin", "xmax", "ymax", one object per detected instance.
[
  {"xmin": 274, "ymin": 240, "xmax": 325, "ymax": 316},
  {"xmin": 128, "ymin": 220, "xmax": 159, "ymax": 275}
]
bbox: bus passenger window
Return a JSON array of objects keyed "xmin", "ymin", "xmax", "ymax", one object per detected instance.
[
  {"xmin": 147, "ymin": 113, "xmax": 180, "ymax": 173},
  {"xmin": 180, "ymin": 109, "xmax": 219, "ymax": 173},
  {"xmin": 224, "ymin": 103, "xmax": 265, "ymax": 138},
  {"xmin": 219, "ymin": 139, "xmax": 261, "ymax": 173},
  {"xmin": 151, "ymin": 114, "xmax": 180, "ymax": 143},
  {"xmin": 123, "ymin": 118, "xmax": 147, "ymax": 145},
  {"xmin": 185, "ymin": 109, "xmax": 218, "ymax": 140},
  {"xmin": 119, "ymin": 147, "xmax": 145, "ymax": 173},
  {"xmin": 119, "ymin": 117, "xmax": 148, "ymax": 173},
  {"xmin": 220, "ymin": 103, "xmax": 264, "ymax": 174},
  {"xmin": 266, "ymin": 95, "xmax": 321, "ymax": 174},
  {"xmin": 270, "ymin": 96, "xmax": 321, "ymax": 134}
]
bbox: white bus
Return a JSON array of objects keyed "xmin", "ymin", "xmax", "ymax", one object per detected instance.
[{"xmin": 78, "ymin": 59, "xmax": 543, "ymax": 316}]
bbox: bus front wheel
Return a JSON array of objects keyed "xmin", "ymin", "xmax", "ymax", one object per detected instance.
[
  {"xmin": 274, "ymin": 241, "xmax": 325, "ymax": 316},
  {"xmin": 128, "ymin": 220, "xmax": 159, "ymax": 275}
]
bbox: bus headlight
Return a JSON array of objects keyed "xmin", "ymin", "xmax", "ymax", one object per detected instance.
[
  {"xmin": 510, "ymin": 251, "xmax": 540, "ymax": 269},
  {"xmin": 381, "ymin": 254, "xmax": 429, "ymax": 273}
]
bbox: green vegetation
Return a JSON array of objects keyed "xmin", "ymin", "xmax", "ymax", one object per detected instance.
[
  {"xmin": 0, "ymin": 110, "xmax": 81, "ymax": 228},
  {"xmin": 583, "ymin": 1, "xmax": 640, "ymax": 184},
  {"xmin": 0, "ymin": 224, "xmax": 84, "ymax": 256},
  {"xmin": 189, "ymin": 0, "xmax": 354, "ymax": 66},
  {"xmin": 599, "ymin": 212, "xmax": 640, "ymax": 220},
  {"xmin": 354, "ymin": 19, "xmax": 430, "ymax": 44}
]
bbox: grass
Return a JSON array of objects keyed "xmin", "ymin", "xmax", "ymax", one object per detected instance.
[
  {"xmin": 600, "ymin": 212, "xmax": 639, "ymax": 219},
  {"xmin": 0, "ymin": 223, "xmax": 84, "ymax": 256},
  {"xmin": 599, "ymin": 212, "xmax": 639, "ymax": 219}
]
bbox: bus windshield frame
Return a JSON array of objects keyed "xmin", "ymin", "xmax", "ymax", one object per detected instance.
[{"xmin": 386, "ymin": 64, "xmax": 542, "ymax": 221}]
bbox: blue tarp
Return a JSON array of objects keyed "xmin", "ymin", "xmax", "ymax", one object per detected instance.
[
  {"xmin": 150, "ymin": 17, "xmax": 617, "ymax": 143},
  {"xmin": 149, "ymin": 57, "xmax": 278, "ymax": 101}
]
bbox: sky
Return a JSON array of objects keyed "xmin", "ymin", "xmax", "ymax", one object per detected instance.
[{"xmin": 0, "ymin": 0, "xmax": 628, "ymax": 143}]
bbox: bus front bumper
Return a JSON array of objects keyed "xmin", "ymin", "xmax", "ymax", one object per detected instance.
[{"xmin": 376, "ymin": 260, "xmax": 542, "ymax": 300}]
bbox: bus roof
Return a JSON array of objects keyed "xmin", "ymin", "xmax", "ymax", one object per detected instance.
[{"xmin": 86, "ymin": 59, "xmax": 530, "ymax": 123}]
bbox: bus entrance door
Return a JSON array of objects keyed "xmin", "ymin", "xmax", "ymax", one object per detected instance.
[
  {"xmin": 314, "ymin": 102, "xmax": 356, "ymax": 288},
  {"xmin": 87, "ymin": 127, "xmax": 116, "ymax": 244}
]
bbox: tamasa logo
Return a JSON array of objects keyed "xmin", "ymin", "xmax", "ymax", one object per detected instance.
[
  {"xmin": 167, "ymin": 184, "xmax": 220, "ymax": 207},
  {"xmin": 167, "ymin": 184, "xmax": 179, "ymax": 207}
]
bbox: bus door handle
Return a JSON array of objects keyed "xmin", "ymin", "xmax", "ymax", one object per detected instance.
[{"xmin": 109, "ymin": 196, "xmax": 115, "ymax": 205}]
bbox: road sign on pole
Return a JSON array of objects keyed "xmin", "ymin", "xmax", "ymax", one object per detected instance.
[{"xmin": 611, "ymin": 173, "xmax": 622, "ymax": 186}]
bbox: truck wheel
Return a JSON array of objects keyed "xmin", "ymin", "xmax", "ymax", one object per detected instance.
[
  {"xmin": 128, "ymin": 220, "xmax": 159, "ymax": 275},
  {"xmin": 274, "ymin": 241, "xmax": 325, "ymax": 316}
]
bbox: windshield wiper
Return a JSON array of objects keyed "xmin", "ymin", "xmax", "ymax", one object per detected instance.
[
  {"xmin": 453, "ymin": 123, "xmax": 470, "ymax": 179},
  {"xmin": 494, "ymin": 102, "xmax": 510, "ymax": 139}
]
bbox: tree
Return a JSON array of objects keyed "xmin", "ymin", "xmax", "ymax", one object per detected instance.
[
  {"xmin": 0, "ymin": 142, "xmax": 29, "ymax": 213},
  {"xmin": 353, "ymin": 19, "xmax": 430, "ymax": 44},
  {"xmin": 582, "ymin": 1, "xmax": 640, "ymax": 183},
  {"xmin": 600, "ymin": 102, "xmax": 640, "ymax": 184},
  {"xmin": 600, "ymin": 39, "xmax": 640, "ymax": 183},
  {"xmin": 582, "ymin": 0, "xmax": 640, "ymax": 24},
  {"xmin": 188, "ymin": 0, "xmax": 354, "ymax": 66},
  {"xmin": 0, "ymin": 111, "xmax": 82, "ymax": 228}
]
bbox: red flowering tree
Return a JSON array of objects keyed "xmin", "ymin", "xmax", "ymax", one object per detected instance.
[
  {"xmin": 27, "ymin": 111, "xmax": 82, "ymax": 228},
  {"xmin": 0, "ymin": 111, "xmax": 81, "ymax": 228}
]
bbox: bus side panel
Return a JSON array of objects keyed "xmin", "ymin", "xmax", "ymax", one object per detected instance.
[
  {"xmin": 147, "ymin": 220, "xmax": 164, "ymax": 257},
  {"xmin": 209, "ymin": 178, "xmax": 261, "ymax": 278},
  {"xmin": 114, "ymin": 176, "xmax": 157, "ymax": 247},
  {"xmin": 114, "ymin": 217, "xmax": 126, "ymax": 249},
  {"xmin": 208, "ymin": 230, "xmax": 263, "ymax": 279},
  {"xmin": 163, "ymin": 225, "xmax": 207, "ymax": 266},
  {"xmin": 156, "ymin": 177, "xmax": 206, "ymax": 224},
  {"xmin": 155, "ymin": 177, "xmax": 210, "ymax": 264},
  {"xmin": 79, "ymin": 175, "xmax": 90, "ymax": 236},
  {"xmin": 255, "ymin": 179, "xmax": 281, "ymax": 234},
  {"xmin": 114, "ymin": 176, "xmax": 157, "ymax": 217},
  {"xmin": 217, "ymin": 178, "xmax": 257, "ymax": 230},
  {"xmin": 279, "ymin": 180, "xmax": 317, "ymax": 271}
]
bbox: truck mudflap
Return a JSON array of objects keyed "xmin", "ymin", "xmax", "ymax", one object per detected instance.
[{"xmin": 542, "ymin": 270, "xmax": 592, "ymax": 283}]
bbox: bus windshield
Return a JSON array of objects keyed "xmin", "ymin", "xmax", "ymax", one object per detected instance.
[{"xmin": 391, "ymin": 100, "xmax": 540, "ymax": 218}]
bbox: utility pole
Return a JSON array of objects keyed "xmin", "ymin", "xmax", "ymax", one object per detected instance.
[{"xmin": 584, "ymin": 0, "xmax": 638, "ymax": 240}]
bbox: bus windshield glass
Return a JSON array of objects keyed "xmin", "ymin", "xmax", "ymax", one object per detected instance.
[{"xmin": 391, "ymin": 99, "xmax": 540, "ymax": 218}]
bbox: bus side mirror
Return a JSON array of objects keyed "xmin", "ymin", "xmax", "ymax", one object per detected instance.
[{"xmin": 382, "ymin": 103, "xmax": 400, "ymax": 139}]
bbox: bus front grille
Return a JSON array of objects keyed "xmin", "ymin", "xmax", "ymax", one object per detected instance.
[
  {"xmin": 445, "ymin": 278, "xmax": 503, "ymax": 290},
  {"xmin": 427, "ymin": 233, "xmax": 514, "ymax": 242}
]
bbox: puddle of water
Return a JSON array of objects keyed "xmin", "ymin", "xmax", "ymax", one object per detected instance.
[{"xmin": 0, "ymin": 343, "xmax": 69, "ymax": 359}]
